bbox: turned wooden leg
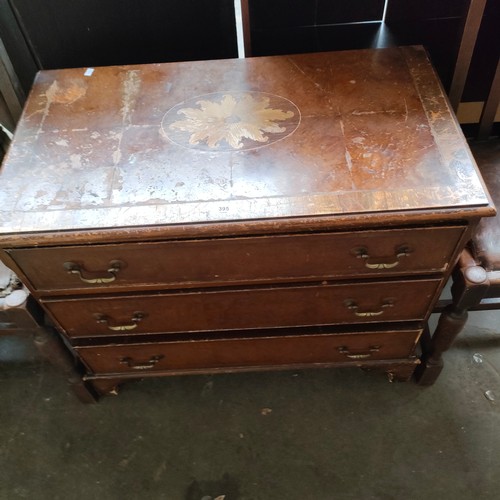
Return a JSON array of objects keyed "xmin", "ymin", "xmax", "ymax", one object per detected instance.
[
  {"xmin": 361, "ymin": 361, "xmax": 419, "ymax": 382},
  {"xmin": 386, "ymin": 363, "xmax": 420, "ymax": 382},
  {"xmin": 416, "ymin": 250, "xmax": 489, "ymax": 385},
  {"xmin": 33, "ymin": 327, "xmax": 98, "ymax": 403},
  {"xmin": 87, "ymin": 378, "xmax": 127, "ymax": 397}
]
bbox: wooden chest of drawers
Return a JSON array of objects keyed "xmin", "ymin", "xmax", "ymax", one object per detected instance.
[{"xmin": 0, "ymin": 47, "xmax": 494, "ymax": 401}]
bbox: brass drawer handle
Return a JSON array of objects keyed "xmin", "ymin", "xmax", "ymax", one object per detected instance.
[
  {"xmin": 344, "ymin": 299, "xmax": 395, "ymax": 317},
  {"xmin": 338, "ymin": 345, "xmax": 381, "ymax": 359},
  {"xmin": 64, "ymin": 260, "xmax": 124, "ymax": 284},
  {"xmin": 119, "ymin": 355, "xmax": 164, "ymax": 370},
  {"xmin": 94, "ymin": 312, "xmax": 145, "ymax": 331},
  {"xmin": 352, "ymin": 246, "xmax": 412, "ymax": 269}
]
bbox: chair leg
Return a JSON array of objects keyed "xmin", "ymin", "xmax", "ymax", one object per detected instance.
[
  {"xmin": 478, "ymin": 57, "xmax": 500, "ymax": 140},
  {"xmin": 416, "ymin": 251, "xmax": 490, "ymax": 385}
]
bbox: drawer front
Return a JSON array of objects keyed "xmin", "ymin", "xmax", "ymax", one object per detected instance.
[
  {"xmin": 9, "ymin": 226, "xmax": 464, "ymax": 292},
  {"xmin": 76, "ymin": 329, "xmax": 422, "ymax": 375},
  {"xmin": 45, "ymin": 279, "xmax": 440, "ymax": 338}
]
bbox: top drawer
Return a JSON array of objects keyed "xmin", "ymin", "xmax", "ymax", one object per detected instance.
[{"xmin": 8, "ymin": 226, "xmax": 464, "ymax": 293}]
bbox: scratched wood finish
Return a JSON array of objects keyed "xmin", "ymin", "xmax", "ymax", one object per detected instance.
[
  {"xmin": 0, "ymin": 46, "xmax": 493, "ymax": 238},
  {"xmin": 44, "ymin": 278, "xmax": 441, "ymax": 338},
  {"xmin": 0, "ymin": 48, "xmax": 495, "ymax": 399},
  {"xmin": 7, "ymin": 226, "xmax": 464, "ymax": 294}
]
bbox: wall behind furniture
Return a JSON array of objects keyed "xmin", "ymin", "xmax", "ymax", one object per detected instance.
[
  {"xmin": 0, "ymin": 0, "xmax": 238, "ymax": 95},
  {"xmin": 247, "ymin": 0, "xmax": 498, "ymax": 134},
  {"xmin": 0, "ymin": 0, "xmax": 497, "ymax": 133},
  {"xmin": 384, "ymin": 0, "xmax": 499, "ymax": 103},
  {"xmin": 248, "ymin": 0, "xmax": 469, "ymax": 91},
  {"xmin": 249, "ymin": 0, "xmax": 386, "ymax": 57}
]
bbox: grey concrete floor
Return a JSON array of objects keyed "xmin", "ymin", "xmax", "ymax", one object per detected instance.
[{"xmin": 1, "ymin": 311, "xmax": 499, "ymax": 500}]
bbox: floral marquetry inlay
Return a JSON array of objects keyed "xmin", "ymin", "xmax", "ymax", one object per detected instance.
[{"xmin": 161, "ymin": 91, "xmax": 301, "ymax": 151}]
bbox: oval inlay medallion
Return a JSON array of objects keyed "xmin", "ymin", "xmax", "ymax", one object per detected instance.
[{"xmin": 161, "ymin": 91, "xmax": 301, "ymax": 151}]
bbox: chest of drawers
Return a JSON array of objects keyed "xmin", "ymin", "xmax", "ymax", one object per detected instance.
[{"xmin": 0, "ymin": 47, "xmax": 494, "ymax": 401}]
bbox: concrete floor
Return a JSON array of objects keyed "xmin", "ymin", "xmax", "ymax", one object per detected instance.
[{"xmin": 1, "ymin": 309, "xmax": 499, "ymax": 500}]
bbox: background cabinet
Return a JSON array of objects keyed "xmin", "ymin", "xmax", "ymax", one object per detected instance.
[
  {"xmin": 1, "ymin": 0, "xmax": 498, "ymax": 136},
  {"xmin": 0, "ymin": 0, "xmax": 238, "ymax": 95}
]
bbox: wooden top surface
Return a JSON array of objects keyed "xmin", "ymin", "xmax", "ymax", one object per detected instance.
[{"xmin": 0, "ymin": 46, "xmax": 493, "ymax": 236}]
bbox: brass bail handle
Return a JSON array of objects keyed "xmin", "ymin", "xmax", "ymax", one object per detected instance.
[
  {"xmin": 345, "ymin": 298, "xmax": 395, "ymax": 317},
  {"xmin": 352, "ymin": 245, "xmax": 412, "ymax": 269},
  {"xmin": 338, "ymin": 345, "xmax": 381, "ymax": 359},
  {"xmin": 94, "ymin": 312, "xmax": 145, "ymax": 331},
  {"xmin": 119, "ymin": 355, "xmax": 164, "ymax": 370},
  {"xmin": 64, "ymin": 260, "xmax": 125, "ymax": 284}
]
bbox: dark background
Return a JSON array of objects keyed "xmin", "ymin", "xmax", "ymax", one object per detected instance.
[
  {"xmin": 0, "ymin": 0, "xmax": 498, "ymax": 103},
  {"xmin": 0, "ymin": 0, "xmax": 238, "ymax": 95},
  {"xmin": 249, "ymin": 0, "xmax": 499, "ymax": 101}
]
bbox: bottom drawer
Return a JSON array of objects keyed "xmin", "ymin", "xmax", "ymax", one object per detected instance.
[{"xmin": 76, "ymin": 329, "xmax": 422, "ymax": 375}]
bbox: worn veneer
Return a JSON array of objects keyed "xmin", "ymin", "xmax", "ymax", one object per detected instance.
[{"xmin": 0, "ymin": 46, "xmax": 494, "ymax": 401}]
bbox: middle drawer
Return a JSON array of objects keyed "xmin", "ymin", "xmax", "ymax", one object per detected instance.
[{"xmin": 44, "ymin": 278, "xmax": 441, "ymax": 338}]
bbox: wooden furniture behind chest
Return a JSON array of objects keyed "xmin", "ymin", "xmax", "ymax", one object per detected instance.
[{"xmin": 0, "ymin": 47, "xmax": 494, "ymax": 401}]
